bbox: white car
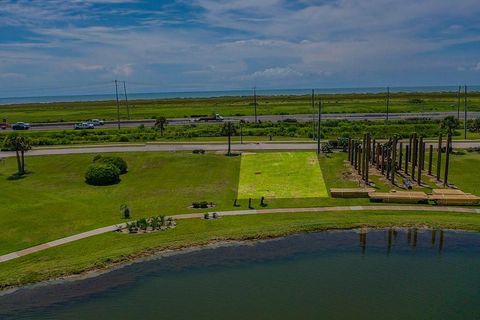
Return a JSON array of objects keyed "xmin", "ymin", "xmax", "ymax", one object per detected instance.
[
  {"xmin": 87, "ymin": 119, "xmax": 104, "ymax": 126},
  {"xmin": 74, "ymin": 122, "xmax": 94, "ymax": 130}
]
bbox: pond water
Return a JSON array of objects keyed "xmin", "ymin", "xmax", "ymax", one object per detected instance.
[{"xmin": 1, "ymin": 228, "xmax": 480, "ymax": 319}]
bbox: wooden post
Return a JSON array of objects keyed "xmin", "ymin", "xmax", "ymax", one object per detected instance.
[
  {"xmin": 405, "ymin": 145, "xmax": 409, "ymax": 175},
  {"xmin": 357, "ymin": 143, "xmax": 363, "ymax": 174},
  {"xmin": 421, "ymin": 142, "xmax": 426, "ymax": 170},
  {"xmin": 436, "ymin": 134, "xmax": 442, "ymax": 181},
  {"xmin": 417, "ymin": 137, "xmax": 423, "ymax": 186},
  {"xmin": 386, "ymin": 146, "xmax": 392, "ymax": 179},
  {"xmin": 428, "ymin": 145, "xmax": 433, "ymax": 175},
  {"xmin": 362, "ymin": 134, "xmax": 366, "ymax": 180},
  {"xmin": 444, "ymin": 134, "xmax": 452, "ymax": 187},
  {"xmin": 381, "ymin": 145, "xmax": 385, "ymax": 175},
  {"xmin": 408, "ymin": 135, "xmax": 413, "ymax": 162},
  {"xmin": 371, "ymin": 138, "xmax": 376, "ymax": 164},
  {"xmin": 398, "ymin": 142, "xmax": 403, "ymax": 171},
  {"xmin": 365, "ymin": 133, "xmax": 372, "ymax": 185},
  {"xmin": 391, "ymin": 138, "xmax": 397, "ymax": 185},
  {"xmin": 411, "ymin": 134, "xmax": 417, "ymax": 180},
  {"xmin": 376, "ymin": 143, "xmax": 381, "ymax": 170}
]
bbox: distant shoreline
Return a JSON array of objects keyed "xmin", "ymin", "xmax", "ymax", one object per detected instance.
[{"xmin": 1, "ymin": 85, "xmax": 480, "ymax": 105}]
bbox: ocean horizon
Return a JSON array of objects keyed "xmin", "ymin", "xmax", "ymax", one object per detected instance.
[{"xmin": 0, "ymin": 85, "xmax": 479, "ymax": 105}]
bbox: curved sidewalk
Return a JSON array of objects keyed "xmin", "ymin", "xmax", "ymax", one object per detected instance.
[{"xmin": 1, "ymin": 205, "xmax": 480, "ymax": 264}]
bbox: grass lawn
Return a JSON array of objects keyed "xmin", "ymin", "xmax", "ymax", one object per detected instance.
[
  {"xmin": 237, "ymin": 152, "xmax": 328, "ymax": 199},
  {"xmin": 2, "ymin": 210, "xmax": 480, "ymax": 289},
  {"xmin": 0, "ymin": 152, "xmax": 240, "ymax": 255}
]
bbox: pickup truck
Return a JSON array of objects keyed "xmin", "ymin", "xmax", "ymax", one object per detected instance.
[
  {"xmin": 194, "ymin": 113, "xmax": 224, "ymax": 122},
  {"xmin": 12, "ymin": 122, "xmax": 30, "ymax": 130}
]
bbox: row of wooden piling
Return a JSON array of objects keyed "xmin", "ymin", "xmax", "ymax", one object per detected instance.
[{"xmin": 347, "ymin": 133, "xmax": 452, "ymax": 187}]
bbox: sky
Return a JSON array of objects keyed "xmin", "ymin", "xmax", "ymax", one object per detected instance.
[{"xmin": 0, "ymin": 0, "xmax": 479, "ymax": 97}]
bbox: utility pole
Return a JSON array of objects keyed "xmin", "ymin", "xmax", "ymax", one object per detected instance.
[
  {"xmin": 311, "ymin": 89, "xmax": 316, "ymax": 140},
  {"xmin": 386, "ymin": 86, "xmax": 390, "ymax": 121},
  {"xmin": 253, "ymin": 86, "xmax": 258, "ymax": 123},
  {"xmin": 114, "ymin": 80, "xmax": 120, "ymax": 129},
  {"xmin": 464, "ymin": 85, "xmax": 468, "ymax": 140},
  {"xmin": 457, "ymin": 85, "xmax": 461, "ymax": 120},
  {"xmin": 317, "ymin": 97, "xmax": 322, "ymax": 154},
  {"xmin": 123, "ymin": 81, "xmax": 130, "ymax": 120}
]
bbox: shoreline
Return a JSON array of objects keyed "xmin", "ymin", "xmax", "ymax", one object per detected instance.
[{"xmin": 1, "ymin": 224, "xmax": 477, "ymax": 296}]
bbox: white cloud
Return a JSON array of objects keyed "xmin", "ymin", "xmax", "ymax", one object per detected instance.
[{"xmin": 113, "ymin": 64, "xmax": 134, "ymax": 77}]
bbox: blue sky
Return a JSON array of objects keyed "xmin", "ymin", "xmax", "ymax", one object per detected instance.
[{"xmin": 0, "ymin": 0, "xmax": 480, "ymax": 97}]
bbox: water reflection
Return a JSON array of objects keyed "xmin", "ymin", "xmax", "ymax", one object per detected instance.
[{"xmin": 358, "ymin": 228, "xmax": 448, "ymax": 255}]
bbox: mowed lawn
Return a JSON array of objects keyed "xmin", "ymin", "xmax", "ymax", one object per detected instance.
[
  {"xmin": 0, "ymin": 152, "xmax": 240, "ymax": 255},
  {"xmin": 237, "ymin": 152, "xmax": 328, "ymax": 199}
]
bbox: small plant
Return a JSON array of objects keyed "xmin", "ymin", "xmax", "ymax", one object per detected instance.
[
  {"xmin": 192, "ymin": 149, "xmax": 205, "ymax": 154},
  {"xmin": 137, "ymin": 218, "xmax": 148, "ymax": 231},
  {"xmin": 212, "ymin": 212, "xmax": 219, "ymax": 219},
  {"xmin": 248, "ymin": 198, "xmax": 253, "ymax": 209},
  {"xmin": 260, "ymin": 196, "xmax": 267, "ymax": 207},
  {"xmin": 120, "ymin": 204, "xmax": 131, "ymax": 219},
  {"xmin": 204, "ymin": 212, "xmax": 210, "ymax": 219},
  {"xmin": 192, "ymin": 201, "xmax": 209, "ymax": 208}
]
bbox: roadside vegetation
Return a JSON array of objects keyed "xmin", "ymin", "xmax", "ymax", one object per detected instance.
[
  {"xmin": 2, "ymin": 117, "xmax": 479, "ymax": 148},
  {"xmin": 0, "ymin": 91, "xmax": 478, "ymax": 123}
]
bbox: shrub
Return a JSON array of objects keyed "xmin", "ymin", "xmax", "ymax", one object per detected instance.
[
  {"xmin": 85, "ymin": 163, "xmax": 120, "ymax": 186},
  {"xmin": 192, "ymin": 149, "xmax": 205, "ymax": 154},
  {"xmin": 94, "ymin": 155, "xmax": 128, "ymax": 174}
]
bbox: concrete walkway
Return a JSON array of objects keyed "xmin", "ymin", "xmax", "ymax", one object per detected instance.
[
  {"xmin": 1, "ymin": 205, "xmax": 480, "ymax": 264},
  {"xmin": 2, "ymin": 140, "xmax": 480, "ymax": 159}
]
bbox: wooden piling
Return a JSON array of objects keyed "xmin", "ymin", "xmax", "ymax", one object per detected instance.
[
  {"xmin": 444, "ymin": 134, "xmax": 451, "ymax": 187},
  {"xmin": 417, "ymin": 137, "xmax": 423, "ymax": 186},
  {"xmin": 405, "ymin": 145, "xmax": 409, "ymax": 175},
  {"xmin": 428, "ymin": 144, "xmax": 433, "ymax": 175},
  {"xmin": 436, "ymin": 135, "xmax": 442, "ymax": 181},
  {"xmin": 398, "ymin": 142, "xmax": 403, "ymax": 171}
]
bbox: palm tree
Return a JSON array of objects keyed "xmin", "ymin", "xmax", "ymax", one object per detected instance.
[
  {"xmin": 222, "ymin": 121, "xmax": 237, "ymax": 156},
  {"xmin": 154, "ymin": 116, "xmax": 167, "ymax": 136},
  {"xmin": 3, "ymin": 134, "xmax": 32, "ymax": 175}
]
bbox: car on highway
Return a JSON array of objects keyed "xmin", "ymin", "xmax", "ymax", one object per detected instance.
[
  {"xmin": 87, "ymin": 119, "xmax": 104, "ymax": 126},
  {"xmin": 74, "ymin": 122, "xmax": 95, "ymax": 130},
  {"xmin": 12, "ymin": 122, "xmax": 30, "ymax": 130}
]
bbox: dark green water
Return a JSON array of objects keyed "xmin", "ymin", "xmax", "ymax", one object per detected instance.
[{"xmin": 1, "ymin": 229, "xmax": 480, "ymax": 319}]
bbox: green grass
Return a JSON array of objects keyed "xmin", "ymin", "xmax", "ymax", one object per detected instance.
[
  {"xmin": 237, "ymin": 152, "xmax": 327, "ymax": 199},
  {"xmin": 1, "ymin": 92, "xmax": 478, "ymax": 123},
  {"xmin": 0, "ymin": 152, "xmax": 240, "ymax": 255},
  {"xmin": 2, "ymin": 210, "xmax": 480, "ymax": 289}
]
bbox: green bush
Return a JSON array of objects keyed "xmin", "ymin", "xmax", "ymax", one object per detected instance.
[
  {"xmin": 94, "ymin": 155, "xmax": 128, "ymax": 174},
  {"xmin": 85, "ymin": 163, "xmax": 120, "ymax": 186}
]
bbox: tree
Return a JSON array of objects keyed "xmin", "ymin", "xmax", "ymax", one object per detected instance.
[
  {"xmin": 470, "ymin": 118, "xmax": 480, "ymax": 133},
  {"xmin": 3, "ymin": 134, "xmax": 31, "ymax": 175},
  {"xmin": 440, "ymin": 116, "xmax": 459, "ymax": 134},
  {"xmin": 154, "ymin": 116, "xmax": 167, "ymax": 136},
  {"xmin": 222, "ymin": 121, "xmax": 237, "ymax": 156}
]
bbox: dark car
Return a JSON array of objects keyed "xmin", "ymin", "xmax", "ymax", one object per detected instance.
[{"xmin": 12, "ymin": 122, "xmax": 30, "ymax": 130}]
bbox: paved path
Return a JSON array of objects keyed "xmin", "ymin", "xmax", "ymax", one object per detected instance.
[
  {"xmin": 1, "ymin": 205, "xmax": 480, "ymax": 264},
  {"xmin": 2, "ymin": 140, "xmax": 480, "ymax": 159}
]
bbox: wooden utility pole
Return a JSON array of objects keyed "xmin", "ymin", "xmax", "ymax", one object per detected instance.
[
  {"xmin": 114, "ymin": 80, "xmax": 121, "ymax": 129},
  {"xmin": 444, "ymin": 134, "xmax": 452, "ymax": 187},
  {"xmin": 254, "ymin": 86, "xmax": 258, "ymax": 123},
  {"xmin": 457, "ymin": 85, "xmax": 461, "ymax": 120},
  {"xmin": 436, "ymin": 134, "xmax": 442, "ymax": 181},
  {"xmin": 386, "ymin": 86, "xmax": 390, "ymax": 121},
  {"xmin": 317, "ymin": 98, "xmax": 322, "ymax": 154},
  {"xmin": 311, "ymin": 89, "xmax": 316, "ymax": 140},
  {"xmin": 464, "ymin": 85, "xmax": 468, "ymax": 140},
  {"xmin": 123, "ymin": 81, "xmax": 130, "ymax": 120}
]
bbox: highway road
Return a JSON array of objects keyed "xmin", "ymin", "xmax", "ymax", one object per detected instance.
[
  {"xmin": 2, "ymin": 111, "xmax": 479, "ymax": 132},
  {"xmin": 1, "ymin": 140, "xmax": 480, "ymax": 158}
]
